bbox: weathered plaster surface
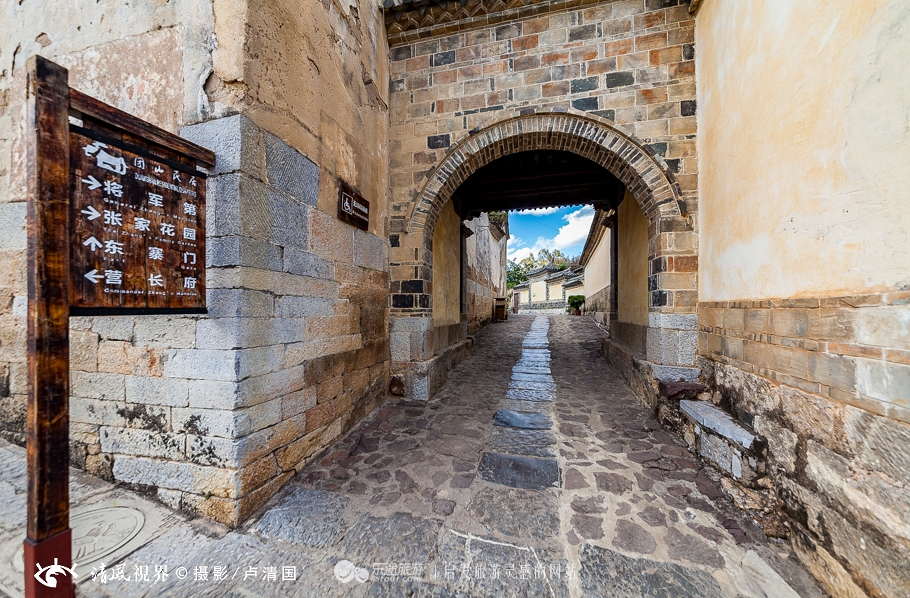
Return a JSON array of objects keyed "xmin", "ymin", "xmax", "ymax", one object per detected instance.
[
  {"xmin": 432, "ymin": 200, "xmax": 461, "ymax": 327},
  {"xmin": 697, "ymin": 0, "xmax": 910, "ymax": 300},
  {"xmin": 617, "ymin": 191, "xmax": 648, "ymax": 327},
  {"xmin": 585, "ymin": 228, "xmax": 612, "ymax": 300}
]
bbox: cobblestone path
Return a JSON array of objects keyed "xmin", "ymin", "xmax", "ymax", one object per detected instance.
[{"xmin": 0, "ymin": 315, "xmax": 825, "ymax": 597}]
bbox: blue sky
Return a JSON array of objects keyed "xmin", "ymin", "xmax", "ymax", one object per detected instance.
[{"xmin": 506, "ymin": 205, "xmax": 595, "ymax": 262}]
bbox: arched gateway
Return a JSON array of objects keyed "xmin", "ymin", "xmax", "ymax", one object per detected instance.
[{"xmin": 390, "ymin": 111, "xmax": 700, "ymax": 400}]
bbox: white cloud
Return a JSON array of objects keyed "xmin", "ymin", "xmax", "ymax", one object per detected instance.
[
  {"xmin": 507, "ymin": 246, "xmax": 534, "ymax": 262},
  {"xmin": 508, "ymin": 235, "xmax": 524, "ymax": 247},
  {"xmin": 517, "ymin": 207, "xmax": 560, "ymax": 216},
  {"xmin": 529, "ymin": 205, "xmax": 595, "ymax": 254}
]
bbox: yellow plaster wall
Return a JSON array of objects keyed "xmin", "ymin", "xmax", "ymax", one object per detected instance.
[
  {"xmin": 530, "ymin": 279, "xmax": 547, "ymax": 303},
  {"xmin": 547, "ymin": 282, "xmax": 564, "ymax": 302},
  {"xmin": 697, "ymin": 1, "xmax": 910, "ymax": 300},
  {"xmin": 585, "ymin": 229, "xmax": 612, "ymax": 298},
  {"xmin": 617, "ymin": 192, "xmax": 649, "ymax": 326},
  {"xmin": 433, "ymin": 200, "xmax": 461, "ymax": 326}
]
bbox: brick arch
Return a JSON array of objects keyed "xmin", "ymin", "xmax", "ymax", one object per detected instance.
[
  {"xmin": 390, "ymin": 111, "xmax": 699, "ymax": 401},
  {"xmin": 407, "ymin": 111, "xmax": 684, "ymax": 239}
]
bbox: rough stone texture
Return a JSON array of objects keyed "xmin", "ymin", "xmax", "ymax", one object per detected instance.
[
  {"xmin": 0, "ymin": 0, "xmax": 394, "ymax": 531},
  {"xmin": 0, "ymin": 317, "xmax": 824, "ymax": 598},
  {"xmin": 478, "ymin": 452, "xmax": 561, "ymax": 490},
  {"xmin": 708, "ymin": 356, "xmax": 910, "ymax": 598},
  {"xmin": 467, "ymin": 486, "xmax": 560, "ymax": 543},
  {"xmin": 250, "ymin": 487, "xmax": 348, "ymax": 548},
  {"xmin": 488, "ymin": 426, "xmax": 556, "ymax": 458},
  {"xmin": 492, "ymin": 409, "xmax": 552, "ymax": 430},
  {"xmin": 580, "ymin": 544, "xmax": 725, "ymax": 598}
]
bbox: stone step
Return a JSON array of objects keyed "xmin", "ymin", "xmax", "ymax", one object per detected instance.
[
  {"xmin": 679, "ymin": 400, "xmax": 767, "ymax": 485},
  {"xmin": 679, "ymin": 400, "xmax": 756, "ymax": 450}
]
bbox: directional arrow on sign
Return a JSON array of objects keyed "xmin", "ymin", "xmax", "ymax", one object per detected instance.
[
  {"xmin": 84, "ymin": 269, "xmax": 103, "ymax": 284},
  {"xmin": 81, "ymin": 205, "xmax": 101, "ymax": 221},
  {"xmin": 83, "ymin": 236, "xmax": 103, "ymax": 251},
  {"xmin": 81, "ymin": 175, "xmax": 102, "ymax": 190}
]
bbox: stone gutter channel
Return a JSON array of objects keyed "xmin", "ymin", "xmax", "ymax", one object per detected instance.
[{"xmin": 477, "ymin": 316, "xmax": 562, "ymax": 490}]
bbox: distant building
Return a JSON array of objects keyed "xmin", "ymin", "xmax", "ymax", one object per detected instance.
[{"xmin": 515, "ymin": 264, "xmax": 584, "ymax": 313}]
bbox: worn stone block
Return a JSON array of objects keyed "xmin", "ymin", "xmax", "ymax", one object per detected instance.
[
  {"xmin": 856, "ymin": 305, "xmax": 910, "ymax": 351},
  {"xmin": 284, "ymin": 248, "xmax": 335, "ymax": 279},
  {"xmin": 263, "ymin": 131, "xmax": 319, "ymax": 206},
  {"xmin": 808, "ymin": 352, "xmax": 855, "ymax": 392},
  {"xmin": 181, "ymin": 114, "xmax": 264, "ymax": 178},
  {"xmin": 207, "ymin": 235, "xmax": 283, "ymax": 271},
  {"xmin": 207, "ymin": 288, "xmax": 274, "ymax": 319},
  {"xmin": 173, "ymin": 406, "xmax": 251, "ymax": 438},
  {"xmin": 71, "ymin": 371, "xmax": 126, "ymax": 401},
  {"xmin": 772, "ymin": 309, "xmax": 808, "ymax": 338},
  {"xmin": 164, "ymin": 349, "xmax": 238, "ymax": 382},
  {"xmin": 0, "ymin": 203, "xmax": 26, "ymax": 251},
  {"xmin": 70, "ymin": 330, "xmax": 100, "ymax": 372},
  {"xmin": 681, "ymin": 400, "xmax": 756, "ymax": 449},
  {"xmin": 354, "ymin": 229, "xmax": 388, "ymax": 271},
  {"xmin": 651, "ymin": 364, "xmax": 700, "ymax": 383},
  {"xmin": 71, "ymin": 397, "xmax": 168, "ymax": 430},
  {"xmin": 96, "ymin": 341, "xmax": 164, "ymax": 377},
  {"xmin": 187, "ymin": 379, "xmax": 240, "ymax": 410},
  {"xmin": 235, "ymin": 345, "xmax": 284, "ymax": 380},
  {"xmin": 91, "ymin": 317, "xmax": 134, "ymax": 341},
  {"xmin": 196, "ymin": 318, "xmax": 306, "ymax": 350},
  {"xmin": 274, "ymin": 296, "xmax": 335, "ymax": 318},
  {"xmin": 856, "ymin": 358, "xmax": 910, "ymax": 405},
  {"xmin": 308, "ymin": 208, "xmax": 354, "ymax": 263},
  {"xmin": 131, "ymin": 316, "xmax": 197, "ymax": 348},
  {"xmin": 100, "ymin": 426, "xmax": 185, "ymax": 459},
  {"xmin": 209, "ymin": 174, "xmax": 310, "ymax": 249},
  {"xmin": 113, "ymin": 455, "xmax": 238, "ymax": 497},
  {"xmin": 125, "ymin": 376, "xmax": 189, "ymax": 407},
  {"xmin": 235, "ymin": 365, "xmax": 306, "ymax": 408},
  {"xmin": 754, "ymin": 415, "xmax": 797, "ymax": 473}
]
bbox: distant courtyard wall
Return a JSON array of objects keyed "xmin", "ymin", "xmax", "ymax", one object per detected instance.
[{"xmin": 696, "ymin": 1, "xmax": 910, "ymax": 596}]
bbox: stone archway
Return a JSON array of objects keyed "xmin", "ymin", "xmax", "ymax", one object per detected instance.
[{"xmin": 390, "ymin": 111, "xmax": 699, "ymax": 400}]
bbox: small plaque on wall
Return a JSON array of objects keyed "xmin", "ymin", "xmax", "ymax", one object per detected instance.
[{"xmin": 337, "ymin": 183, "xmax": 369, "ymax": 231}]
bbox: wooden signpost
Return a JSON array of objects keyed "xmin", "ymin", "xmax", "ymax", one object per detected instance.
[{"xmin": 25, "ymin": 56, "xmax": 214, "ymax": 598}]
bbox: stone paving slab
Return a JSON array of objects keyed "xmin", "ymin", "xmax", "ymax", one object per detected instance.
[
  {"xmin": 504, "ymin": 388, "xmax": 555, "ymax": 402},
  {"xmin": 579, "ymin": 543, "xmax": 725, "ymax": 598},
  {"xmin": 250, "ymin": 487, "xmax": 348, "ymax": 548},
  {"xmin": 492, "ymin": 410, "xmax": 552, "ymax": 430},
  {"xmin": 511, "ymin": 366, "xmax": 551, "ymax": 375},
  {"xmin": 478, "ymin": 452, "xmax": 561, "ymax": 490},
  {"xmin": 488, "ymin": 427, "xmax": 556, "ymax": 458},
  {"xmin": 499, "ymin": 399, "xmax": 552, "ymax": 415}
]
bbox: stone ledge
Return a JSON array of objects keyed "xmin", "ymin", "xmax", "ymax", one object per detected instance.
[
  {"xmin": 392, "ymin": 336, "xmax": 475, "ymax": 400},
  {"xmin": 680, "ymin": 400, "xmax": 755, "ymax": 450}
]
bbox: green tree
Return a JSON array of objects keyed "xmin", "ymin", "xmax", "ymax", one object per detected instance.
[{"xmin": 507, "ymin": 259, "xmax": 531, "ymax": 289}]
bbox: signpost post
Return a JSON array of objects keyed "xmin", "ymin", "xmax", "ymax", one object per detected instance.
[{"xmin": 24, "ymin": 55, "xmax": 214, "ymax": 598}]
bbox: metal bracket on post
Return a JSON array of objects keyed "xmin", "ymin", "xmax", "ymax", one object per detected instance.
[{"xmin": 25, "ymin": 55, "xmax": 74, "ymax": 598}]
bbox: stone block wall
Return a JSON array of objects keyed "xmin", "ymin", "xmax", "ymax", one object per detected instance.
[
  {"xmin": 31, "ymin": 115, "xmax": 391, "ymax": 527},
  {"xmin": 387, "ymin": 0, "xmax": 699, "ymax": 230},
  {"xmin": 699, "ymin": 294, "xmax": 910, "ymax": 597},
  {"xmin": 584, "ymin": 284, "xmax": 611, "ymax": 323}
]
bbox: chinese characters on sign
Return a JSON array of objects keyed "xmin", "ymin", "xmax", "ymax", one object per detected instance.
[
  {"xmin": 70, "ymin": 131, "xmax": 206, "ymax": 311},
  {"xmin": 337, "ymin": 182, "xmax": 370, "ymax": 231}
]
